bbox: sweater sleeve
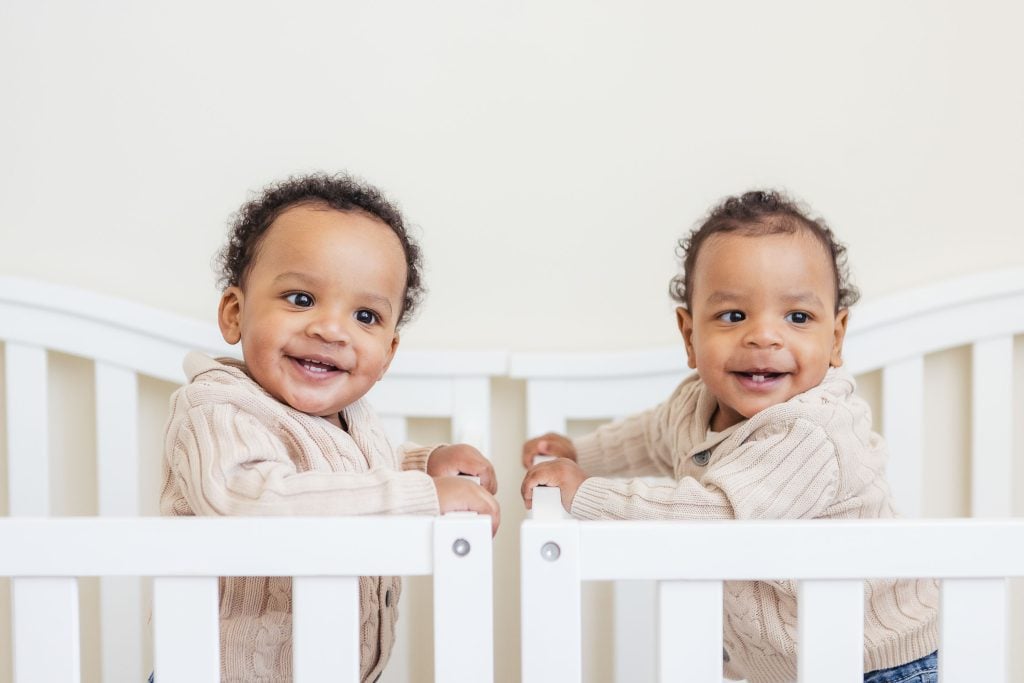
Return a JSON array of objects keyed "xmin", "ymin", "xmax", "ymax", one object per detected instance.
[
  {"xmin": 573, "ymin": 403, "xmax": 677, "ymax": 478},
  {"xmin": 166, "ymin": 401, "xmax": 439, "ymax": 517},
  {"xmin": 571, "ymin": 417, "xmax": 839, "ymax": 521}
]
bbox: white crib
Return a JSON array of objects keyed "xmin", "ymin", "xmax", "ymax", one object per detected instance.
[
  {"xmin": 514, "ymin": 268, "xmax": 1024, "ymax": 682},
  {"xmin": 0, "ymin": 276, "xmax": 503, "ymax": 683}
]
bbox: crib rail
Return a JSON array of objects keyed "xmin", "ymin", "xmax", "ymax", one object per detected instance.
[
  {"xmin": 0, "ymin": 514, "xmax": 492, "ymax": 683},
  {"xmin": 522, "ymin": 498, "xmax": 1023, "ymax": 682}
]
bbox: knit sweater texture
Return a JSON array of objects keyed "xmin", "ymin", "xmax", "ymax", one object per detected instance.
[
  {"xmin": 571, "ymin": 368, "xmax": 938, "ymax": 683},
  {"xmin": 161, "ymin": 352, "xmax": 440, "ymax": 683}
]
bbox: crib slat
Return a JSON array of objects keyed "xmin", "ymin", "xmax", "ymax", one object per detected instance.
[
  {"xmin": 452, "ymin": 376, "xmax": 490, "ymax": 450},
  {"xmin": 434, "ymin": 513, "xmax": 493, "ymax": 682},
  {"xmin": 525, "ymin": 379, "xmax": 569, "ymax": 436},
  {"xmin": 12, "ymin": 577, "xmax": 81, "ymax": 683},
  {"xmin": 153, "ymin": 576, "xmax": 219, "ymax": 683},
  {"xmin": 293, "ymin": 576, "xmax": 360, "ymax": 682},
  {"xmin": 940, "ymin": 577, "xmax": 1007, "ymax": 681},
  {"xmin": 797, "ymin": 579, "xmax": 862, "ymax": 683},
  {"xmin": 658, "ymin": 580, "xmax": 722, "ymax": 683},
  {"xmin": 95, "ymin": 362, "xmax": 139, "ymax": 515},
  {"xmin": 970, "ymin": 337, "xmax": 1013, "ymax": 517},
  {"xmin": 5, "ymin": 343, "xmax": 49, "ymax": 516},
  {"xmin": 95, "ymin": 362, "xmax": 144, "ymax": 682},
  {"xmin": 522, "ymin": 518, "xmax": 581, "ymax": 682},
  {"xmin": 882, "ymin": 356, "xmax": 924, "ymax": 517}
]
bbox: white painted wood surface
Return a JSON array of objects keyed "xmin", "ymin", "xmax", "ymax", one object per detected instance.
[
  {"xmin": 0, "ymin": 515, "xmax": 492, "ymax": 682},
  {"xmin": 520, "ymin": 513, "xmax": 1024, "ymax": 682}
]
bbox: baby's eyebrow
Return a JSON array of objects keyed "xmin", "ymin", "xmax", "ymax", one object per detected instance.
[
  {"xmin": 272, "ymin": 271, "xmax": 320, "ymax": 286},
  {"xmin": 704, "ymin": 291, "xmax": 744, "ymax": 305},
  {"xmin": 780, "ymin": 291, "xmax": 826, "ymax": 308}
]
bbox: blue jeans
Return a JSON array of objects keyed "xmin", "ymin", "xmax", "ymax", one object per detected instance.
[{"xmin": 864, "ymin": 651, "xmax": 938, "ymax": 683}]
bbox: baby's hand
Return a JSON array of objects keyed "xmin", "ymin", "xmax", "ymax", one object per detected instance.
[
  {"xmin": 520, "ymin": 458, "xmax": 587, "ymax": 513},
  {"xmin": 521, "ymin": 432, "xmax": 577, "ymax": 468},
  {"xmin": 434, "ymin": 476, "xmax": 501, "ymax": 536},
  {"xmin": 428, "ymin": 444, "xmax": 497, "ymax": 494}
]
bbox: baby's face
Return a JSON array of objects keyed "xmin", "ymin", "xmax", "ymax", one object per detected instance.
[
  {"xmin": 677, "ymin": 230, "xmax": 848, "ymax": 432},
  {"xmin": 218, "ymin": 204, "xmax": 406, "ymax": 427}
]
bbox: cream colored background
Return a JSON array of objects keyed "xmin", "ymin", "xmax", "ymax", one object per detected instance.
[{"xmin": 2, "ymin": 1, "xmax": 1023, "ymax": 682}]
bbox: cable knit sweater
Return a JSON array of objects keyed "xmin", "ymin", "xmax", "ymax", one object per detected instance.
[
  {"xmin": 571, "ymin": 368, "xmax": 938, "ymax": 683},
  {"xmin": 161, "ymin": 352, "xmax": 440, "ymax": 683}
]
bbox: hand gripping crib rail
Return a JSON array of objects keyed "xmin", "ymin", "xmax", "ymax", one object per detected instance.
[
  {"xmin": 522, "ymin": 492, "xmax": 1024, "ymax": 682},
  {"xmin": 0, "ymin": 513, "xmax": 492, "ymax": 683}
]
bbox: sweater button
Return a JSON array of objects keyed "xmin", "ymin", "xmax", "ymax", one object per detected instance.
[
  {"xmin": 385, "ymin": 588, "xmax": 393, "ymax": 607},
  {"xmin": 693, "ymin": 450, "xmax": 711, "ymax": 466}
]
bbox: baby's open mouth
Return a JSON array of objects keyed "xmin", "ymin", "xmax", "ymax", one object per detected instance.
[
  {"xmin": 735, "ymin": 371, "xmax": 784, "ymax": 384},
  {"xmin": 292, "ymin": 357, "xmax": 341, "ymax": 374}
]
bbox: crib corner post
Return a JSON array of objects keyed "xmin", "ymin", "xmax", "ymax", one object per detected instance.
[
  {"xmin": 433, "ymin": 513, "xmax": 494, "ymax": 683},
  {"xmin": 521, "ymin": 516, "xmax": 581, "ymax": 683}
]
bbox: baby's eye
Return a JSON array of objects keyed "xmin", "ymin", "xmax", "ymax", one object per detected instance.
[
  {"xmin": 285, "ymin": 292, "xmax": 314, "ymax": 308},
  {"xmin": 786, "ymin": 311, "xmax": 810, "ymax": 324},
  {"xmin": 717, "ymin": 311, "xmax": 745, "ymax": 323},
  {"xmin": 355, "ymin": 309, "xmax": 379, "ymax": 325}
]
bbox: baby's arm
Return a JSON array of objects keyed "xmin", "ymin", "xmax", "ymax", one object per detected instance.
[
  {"xmin": 571, "ymin": 418, "xmax": 840, "ymax": 521},
  {"xmin": 166, "ymin": 401, "xmax": 437, "ymax": 517}
]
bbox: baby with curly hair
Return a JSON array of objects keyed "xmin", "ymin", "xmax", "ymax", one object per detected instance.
[
  {"xmin": 161, "ymin": 173, "xmax": 499, "ymax": 683},
  {"xmin": 521, "ymin": 190, "xmax": 938, "ymax": 683}
]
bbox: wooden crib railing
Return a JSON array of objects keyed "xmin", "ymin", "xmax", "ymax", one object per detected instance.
[
  {"xmin": 0, "ymin": 513, "xmax": 492, "ymax": 683},
  {"xmin": 522, "ymin": 494, "xmax": 1024, "ymax": 682}
]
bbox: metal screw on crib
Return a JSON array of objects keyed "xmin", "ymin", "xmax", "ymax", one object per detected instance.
[
  {"xmin": 452, "ymin": 538, "xmax": 472, "ymax": 556},
  {"xmin": 540, "ymin": 541, "xmax": 561, "ymax": 562}
]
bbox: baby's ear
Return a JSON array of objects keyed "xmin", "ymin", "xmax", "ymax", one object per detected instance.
[
  {"xmin": 830, "ymin": 308, "xmax": 850, "ymax": 367},
  {"xmin": 675, "ymin": 307, "xmax": 697, "ymax": 370},
  {"xmin": 218, "ymin": 287, "xmax": 243, "ymax": 345}
]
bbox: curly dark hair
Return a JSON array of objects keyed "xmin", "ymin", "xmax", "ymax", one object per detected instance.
[
  {"xmin": 669, "ymin": 190, "xmax": 859, "ymax": 312},
  {"xmin": 216, "ymin": 172, "xmax": 424, "ymax": 327}
]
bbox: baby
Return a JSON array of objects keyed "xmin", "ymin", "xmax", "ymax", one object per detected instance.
[
  {"xmin": 520, "ymin": 190, "xmax": 938, "ymax": 683},
  {"xmin": 161, "ymin": 173, "xmax": 499, "ymax": 683}
]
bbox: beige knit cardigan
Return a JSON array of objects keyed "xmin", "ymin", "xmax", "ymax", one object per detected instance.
[
  {"xmin": 161, "ymin": 352, "xmax": 439, "ymax": 683},
  {"xmin": 571, "ymin": 368, "xmax": 938, "ymax": 683}
]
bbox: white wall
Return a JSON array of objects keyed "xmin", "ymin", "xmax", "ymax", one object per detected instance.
[{"xmin": 2, "ymin": 0, "xmax": 1022, "ymax": 351}]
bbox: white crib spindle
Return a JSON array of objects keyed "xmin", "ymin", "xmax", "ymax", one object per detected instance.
[
  {"xmin": 882, "ymin": 356, "xmax": 924, "ymax": 517},
  {"xmin": 95, "ymin": 362, "xmax": 144, "ymax": 682},
  {"xmin": 797, "ymin": 580, "xmax": 863, "ymax": 683},
  {"xmin": 940, "ymin": 577, "xmax": 1007, "ymax": 681},
  {"xmin": 970, "ymin": 337, "xmax": 1013, "ymax": 517},
  {"xmin": 525, "ymin": 379, "xmax": 569, "ymax": 437},
  {"xmin": 153, "ymin": 576, "xmax": 220, "ymax": 683},
  {"xmin": 452, "ymin": 376, "xmax": 490, "ymax": 451},
  {"xmin": 12, "ymin": 577, "xmax": 81, "ymax": 683},
  {"xmin": 434, "ymin": 513, "xmax": 493, "ymax": 683},
  {"xmin": 5, "ymin": 343, "xmax": 49, "ymax": 516},
  {"xmin": 293, "ymin": 576, "xmax": 360, "ymax": 682},
  {"xmin": 658, "ymin": 580, "xmax": 722, "ymax": 683},
  {"xmin": 522, "ymin": 518, "xmax": 582, "ymax": 683}
]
